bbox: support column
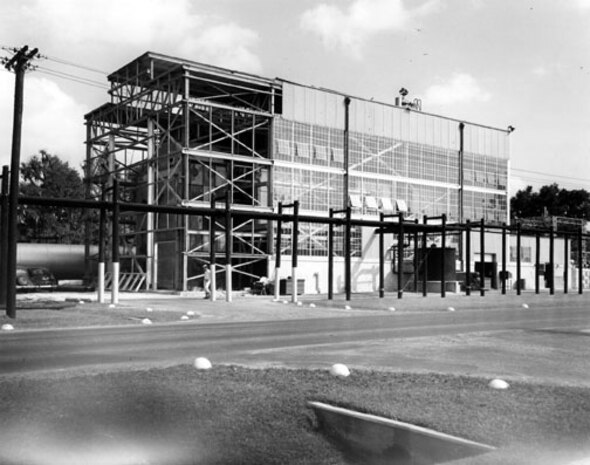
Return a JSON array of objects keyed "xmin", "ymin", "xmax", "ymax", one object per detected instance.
[
  {"xmin": 441, "ymin": 214, "xmax": 446, "ymax": 298},
  {"xmin": 0, "ymin": 166, "xmax": 9, "ymax": 308},
  {"xmin": 146, "ymin": 120, "xmax": 155, "ymax": 290},
  {"xmin": 291, "ymin": 201, "xmax": 299, "ymax": 303},
  {"xmin": 535, "ymin": 233, "xmax": 540, "ymax": 294},
  {"xmin": 578, "ymin": 228, "xmax": 584, "ymax": 294},
  {"xmin": 397, "ymin": 213, "xmax": 404, "ymax": 299},
  {"xmin": 465, "ymin": 220, "xmax": 471, "ymax": 296},
  {"xmin": 328, "ymin": 208, "xmax": 334, "ymax": 300},
  {"xmin": 111, "ymin": 180, "xmax": 120, "ymax": 305},
  {"xmin": 501, "ymin": 223, "xmax": 507, "ymax": 295},
  {"xmin": 549, "ymin": 224, "xmax": 554, "ymax": 295},
  {"xmin": 516, "ymin": 223, "xmax": 521, "ymax": 296},
  {"xmin": 422, "ymin": 215, "xmax": 428, "ymax": 297},
  {"xmin": 345, "ymin": 206, "xmax": 352, "ymax": 301},
  {"xmin": 564, "ymin": 234, "xmax": 569, "ymax": 294},
  {"xmin": 480, "ymin": 219, "xmax": 485, "ymax": 297},
  {"xmin": 210, "ymin": 194, "xmax": 217, "ymax": 302},
  {"xmin": 97, "ymin": 194, "xmax": 106, "ymax": 304},
  {"xmin": 413, "ymin": 219, "xmax": 419, "ymax": 293},
  {"xmin": 225, "ymin": 196, "xmax": 232, "ymax": 302},
  {"xmin": 379, "ymin": 212, "xmax": 384, "ymax": 299},
  {"xmin": 274, "ymin": 203, "xmax": 283, "ymax": 301}
]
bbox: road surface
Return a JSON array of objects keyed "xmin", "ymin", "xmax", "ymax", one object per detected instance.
[{"xmin": 1, "ymin": 298, "xmax": 589, "ymax": 384}]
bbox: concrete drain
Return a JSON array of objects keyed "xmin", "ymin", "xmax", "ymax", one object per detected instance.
[{"xmin": 309, "ymin": 401, "xmax": 495, "ymax": 465}]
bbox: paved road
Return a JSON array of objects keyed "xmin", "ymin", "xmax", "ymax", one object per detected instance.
[{"xmin": 1, "ymin": 298, "xmax": 589, "ymax": 379}]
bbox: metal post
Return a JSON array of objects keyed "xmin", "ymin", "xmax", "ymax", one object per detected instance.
[
  {"xmin": 501, "ymin": 223, "xmax": 506, "ymax": 295},
  {"xmin": 413, "ymin": 219, "xmax": 418, "ymax": 293},
  {"xmin": 343, "ymin": 97, "xmax": 351, "ymax": 210},
  {"xmin": 0, "ymin": 166, "xmax": 9, "ymax": 308},
  {"xmin": 146, "ymin": 119, "xmax": 155, "ymax": 290},
  {"xmin": 422, "ymin": 215, "xmax": 428, "ymax": 297},
  {"xmin": 345, "ymin": 205, "xmax": 352, "ymax": 301},
  {"xmin": 465, "ymin": 220, "xmax": 471, "ymax": 296},
  {"xmin": 225, "ymin": 196, "xmax": 232, "ymax": 302},
  {"xmin": 379, "ymin": 212, "xmax": 385, "ymax": 298},
  {"xmin": 516, "ymin": 223, "xmax": 521, "ymax": 296},
  {"xmin": 97, "ymin": 194, "xmax": 106, "ymax": 304},
  {"xmin": 441, "ymin": 214, "xmax": 446, "ymax": 298},
  {"xmin": 578, "ymin": 228, "xmax": 584, "ymax": 295},
  {"xmin": 480, "ymin": 218, "xmax": 485, "ymax": 297},
  {"xmin": 563, "ymin": 234, "xmax": 570, "ymax": 294},
  {"xmin": 209, "ymin": 194, "xmax": 217, "ymax": 302},
  {"xmin": 535, "ymin": 233, "xmax": 540, "ymax": 294},
  {"xmin": 111, "ymin": 180, "xmax": 120, "ymax": 305},
  {"xmin": 397, "ymin": 213, "xmax": 404, "ymax": 299},
  {"xmin": 291, "ymin": 201, "xmax": 299, "ymax": 303},
  {"xmin": 328, "ymin": 208, "xmax": 334, "ymax": 300},
  {"xmin": 274, "ymin": 203, "xmax": 283, "ymax": 301},
  {"xmin": 549, "ymin": 224, "xmax": 554, "ymax": 295},
  {"xmin": 458, "ymin": 122, "xmax": 465, "ymax": 224}
]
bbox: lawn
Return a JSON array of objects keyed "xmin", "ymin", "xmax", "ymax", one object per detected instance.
[{"xmin": 1, "ymin": 365, "xmax": 589, "ymax": 465}]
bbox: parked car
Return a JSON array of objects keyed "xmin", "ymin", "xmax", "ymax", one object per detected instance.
[{"xmin": 16, "ymin": 266, "xmax": 58, "ymax": 291}]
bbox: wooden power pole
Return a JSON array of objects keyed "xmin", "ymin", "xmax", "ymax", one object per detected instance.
[{"xmin": 3, "ymin": 45, "xmax": 39, "ymax": 318}]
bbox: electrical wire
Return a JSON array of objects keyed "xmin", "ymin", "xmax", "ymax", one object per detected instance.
[
  {"xmin": 35, "ymin": 68, "xmax": 109, "ymax": 90},
  {"xmin": 512, "ymin": 167, "xmax": 590, "ymax": 184},
  {"xmin": 39, "ymin": 54, "xmax": 108, "ymax": 75},
  {"xmin": 35, "ymin": 65, "xmax": 108, "ymax": 87}
]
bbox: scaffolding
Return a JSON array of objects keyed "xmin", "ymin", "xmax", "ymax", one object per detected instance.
[{"xmin": 85, "ymin": 52, "xmax": 282, "ymax": 291}]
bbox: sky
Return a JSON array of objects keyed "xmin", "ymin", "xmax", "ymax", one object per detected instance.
[{"xmin": 1, "ymin": 0, "xmax": 589, "ymax": 195}]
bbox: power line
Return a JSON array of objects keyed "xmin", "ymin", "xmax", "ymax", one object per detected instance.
[
  {"xmin": 512, "ymin": 167, "xmax": 590, "ymax": 184},
  {"xmin": 35, "ymin": 65, "xmax": 109, "ymax": 89},
  {"xmin": 39, "ymin": 54, "xmax": 108, "ymax": 75}
]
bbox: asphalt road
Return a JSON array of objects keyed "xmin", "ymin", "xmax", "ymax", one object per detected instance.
[{"xmin": 2, "ymin": 298, "xmax": 590, "ymax": 379}]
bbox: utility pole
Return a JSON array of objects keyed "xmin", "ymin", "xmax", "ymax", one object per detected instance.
[{"xmin": 3, "ymin": 45, "xmax": 39, "ymax": 318}]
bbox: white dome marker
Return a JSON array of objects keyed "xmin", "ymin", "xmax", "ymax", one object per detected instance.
[
  {"xmin": 1, "ymin": 324, "xmax": 14, "ymax": 331},
  {"xmin": 141, "ymin": 318, "xmax": 152, "ymax": 325},
  {"xmin": 180, "ymin": 315, "xmax": 189, "ymax": 321},
  {"xmin": 146, "ymin": 307, "xmax": 153, "ymax": 312},
  {"xmin": 344, "ymin": 305, "xmax": 352, "ymax": 310},
  {"xmin": 309, "ymin": 303, "xmax": 316, "ymax": 308},
  {"xmin": 388, "ymin": 307, "xmax": 396, "ymax": 312},
  {"xmin": 194, "ymin": 357, "xmax": 212, "ymax": 370},
  {"xmin": 447, "ymin": 306, "xmax": 455, "ymax": 312},
  {"xmin": 330, "ymin": 363, "xmax": 350, "ymax": 378},
  {"xmin": 488, "ymin": 379, "xmax": 510, "ymax": 390},
  {"xmin": 522, "ymin": 303, "xmax": 529, "ymax": 309},
  {"xmin": 186, "ymin": 311, "xmax": 195, "ymax": 316}
]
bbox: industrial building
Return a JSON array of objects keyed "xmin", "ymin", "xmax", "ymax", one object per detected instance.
[{"xmin": 85, "ymin": 51, "xmax": 515, "ymax": 295}]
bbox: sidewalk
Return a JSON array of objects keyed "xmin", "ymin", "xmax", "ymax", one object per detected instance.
[{"xmin": 9, "ymin": 287, "xmax": 589, "ymax": 327}]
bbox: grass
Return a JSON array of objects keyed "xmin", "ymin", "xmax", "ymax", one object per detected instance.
[{"xmin": 1, "ymin": 365, "xmax": 589, "ymax": 465}]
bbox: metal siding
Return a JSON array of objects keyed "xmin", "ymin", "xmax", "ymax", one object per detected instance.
[{"xmin": 282, "ymin": 82, "xmax": 345, "ymax": 130}]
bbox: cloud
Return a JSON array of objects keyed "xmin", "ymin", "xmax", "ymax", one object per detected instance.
[
  {"xmin": 5, "ymin": 0, "xmax": 262, "ymax": 73},
  {"xmin": 0, "ymin": 72, "xmax": 88, "ymax": 170},
  {"xmin": 180, "ymin": 24, "xmax": 262, "ymax": 73},
  {"xmin": 423, "ymin": 73, "xmax": 491, "ymax": 106},
  {"xmin": 300, "ymin": 0, "xmax": 439, "ymax": 57}
]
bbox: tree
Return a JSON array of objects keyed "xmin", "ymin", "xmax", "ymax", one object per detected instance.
[
  {"xmin": 511, "ymin": 183, "xmax": 590, "ymax": 221},
  {"xmin": 18, "ymin": 151, "xmax": 87, "ymax": 243}
]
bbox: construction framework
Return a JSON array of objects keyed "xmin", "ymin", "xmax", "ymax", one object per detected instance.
[{"xmin": 85, "ymin": 52, "xmax": 281, "ymax": 291}]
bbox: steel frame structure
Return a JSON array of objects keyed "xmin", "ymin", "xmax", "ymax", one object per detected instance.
[{"xmin": 85, "ymin": 52, "xmax": 281, "ymax": 291}]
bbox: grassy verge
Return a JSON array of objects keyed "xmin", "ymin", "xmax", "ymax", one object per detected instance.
[{"xmin": 1, "ymin": 366, "xmax": 589, "ymax": 464}]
